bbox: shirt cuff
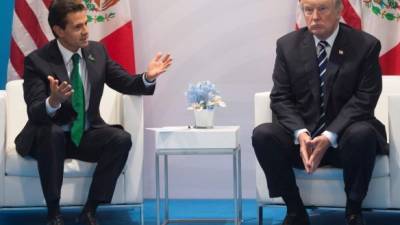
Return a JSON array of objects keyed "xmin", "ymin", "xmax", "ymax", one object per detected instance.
[
  {"xmin": 142, "ymin": 72, "xmax": 156, "ymax": 87},
  {"xmin": 294, "ymin": 128, "xmax": 309, "ymax": 145},
  {"xmin": 322, "ymin": 130, "xmax": 338, "ymax": 148},
  {"xmin": 45, "ymin": 97, "xmax": 61, "ymax": 117}
]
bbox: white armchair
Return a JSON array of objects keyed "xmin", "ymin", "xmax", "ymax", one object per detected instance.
[
  {"xmin": 255, "ymin": 77, "xmax": 400, "ymax": 224},
  {"xmin": 0, "ymin": 80, "xmax": 145, "ymax": 225}
]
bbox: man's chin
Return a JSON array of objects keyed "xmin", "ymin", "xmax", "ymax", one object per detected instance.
[
  {"xmin": 80, "ymin": 40, "xmax": 89, "ymax": 48},
  {"xmin": 310, "ymin": 30, "xmax": 327, "ymax": 39}
]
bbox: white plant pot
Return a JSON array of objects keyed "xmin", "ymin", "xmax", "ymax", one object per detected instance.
[{"xmin": 194, "ymin": 110, "xmax": 214, "ymax": 128}]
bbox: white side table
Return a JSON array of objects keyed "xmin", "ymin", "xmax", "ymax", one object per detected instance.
[{"xmin": 149, "ymin": 126, "xmax": 242, "ymax": 225}]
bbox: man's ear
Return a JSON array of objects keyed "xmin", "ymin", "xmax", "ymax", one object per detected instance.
[{"xmin": 53, "ymin": 25, "xmax": 64, "ymax": 38}]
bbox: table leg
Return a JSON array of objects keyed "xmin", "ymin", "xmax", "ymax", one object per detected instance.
[
  {"xmin": 164, "ymin": 155, "xmax": 169, "ymax": 221},
  {"xmin": 238, "ymin": 146, "xmax": 243, "ymax": 222},
  {"xmin": 156, "ymin": 153, "xmax": 161, "ymax": 225},
  {"xmin": 233, "ymin": 150, "xmax": 238, "ymax": 225}
]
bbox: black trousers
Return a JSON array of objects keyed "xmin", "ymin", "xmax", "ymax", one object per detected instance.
[
  {"xmin": 29, "ymin": 124, "xmax": 132, "ymax": 208},
  {"xmin": 252, "ymin": 121, "xmax": 378, "ymax": 202}
]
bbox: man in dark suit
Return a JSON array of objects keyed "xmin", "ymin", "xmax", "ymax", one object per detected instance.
[
  {"xmin": 252, "ymin": 0, "xmax": 387, "ymax": 225},
  {"xmin": 14, "ymin": 1, "xmax": 172, "ymax": 225}
]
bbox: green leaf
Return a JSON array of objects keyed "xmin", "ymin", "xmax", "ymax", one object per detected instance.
[
  {"xmin": 372, "ymin": 6, "xmax": 381, "ymax": 15},
  {"xmin": 87, "ymin": 3, "xmax": 95, "ymax": 11},
  {"xmin": 87, "ymin": 15, "xmax": 93, "ymax": 23},
  {"xmin": 385, "ymin": 13, "xmax": 395, "ymax": 21},
  {"xmin": 96, "ymin": 15, "xmax": 105, "ymax": 22},
  {"xmin": 388, "ymin": 0, "xmax": 398, "ymax": 9}
]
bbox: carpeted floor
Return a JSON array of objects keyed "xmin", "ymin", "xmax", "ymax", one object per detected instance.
[{"xmin": 0, "ymin": 199, "xmax": 398, "ymax": 225}]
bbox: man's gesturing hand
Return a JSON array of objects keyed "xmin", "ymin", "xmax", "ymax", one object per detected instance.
[
  {"xmin": 48, "ymin": 76, "xmax": 73, "ymax": 108},
  {"xmin": 145, "ymin": 52, "xmax": 172, "ymax": 81}
]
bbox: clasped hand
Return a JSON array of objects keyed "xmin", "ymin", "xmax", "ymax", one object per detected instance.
[{"xmin": 298, "ymin": 132, "xmax": 330, "ymax": 174}]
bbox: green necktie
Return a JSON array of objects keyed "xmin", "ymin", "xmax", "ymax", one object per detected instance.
[{"xmin": 70, "ymin": 53, "xmax": 85, "ymax": 147}]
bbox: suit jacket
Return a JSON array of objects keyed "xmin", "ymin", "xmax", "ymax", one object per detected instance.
[
  {"xmin": 270, "ymin": 23, "xmax": 388, "ymax": 154},
  {"xmin": 15, "ymin": 40, "xmax": 155, "ymax": 156}
]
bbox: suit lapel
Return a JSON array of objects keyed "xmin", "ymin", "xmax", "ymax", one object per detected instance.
[
  {"xmin": 82, "ymin": 47, "xmax": 96, "ymax": 87},
  {"xmin": 48, "ymin": 40, "xmax": 69, "ymax": 83},
  {"xmin": 82, "ymin": 45, "xmax": 99, "ymax": 111},
  {"xmin": 324, "ymin": 25, "xmax": 345, "ymax": 107},
  {"xmin": 301, "ymin": 32, "xmax": 320, "ymax": 101}
]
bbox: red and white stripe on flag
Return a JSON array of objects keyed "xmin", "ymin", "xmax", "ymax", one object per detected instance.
[
  {"xmin": 8, "ymin": 0, "xmax": 136, "ymax": 82},
  {"xmin": 296, "ymin": 0, "xmax": 400, "ymax": 75}
]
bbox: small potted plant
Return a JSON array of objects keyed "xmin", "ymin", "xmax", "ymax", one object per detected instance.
[{"xmin": 185, "ymin": 80, "xmax": 226, "ymax": 128}]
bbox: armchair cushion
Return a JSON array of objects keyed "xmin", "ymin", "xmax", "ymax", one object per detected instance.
[
  {"xmin": 5, "ymin": 153, "xmax": 96, "ymax": 177},
  {"xmin": 293, "ymin": 155, "xmax": 389, "ymax": 180}
]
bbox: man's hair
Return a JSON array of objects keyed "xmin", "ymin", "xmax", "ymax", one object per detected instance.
[
  {"xmin": 48, "ymin": 0, "xmax": 86, "ymax": 38},
  {"xmin": 299, "ymin": 0, "xmax": 343, "ymax": 12},
  {"xmin": 334, "ymin": 0, "xmax": 343, "ymax": 11}
]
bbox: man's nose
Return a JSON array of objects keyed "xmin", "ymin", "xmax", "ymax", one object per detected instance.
[
  {"xmin": 311, "ymin": 9, "xmax": 321, "ymax": 20},
  {"xmin": 82, "ymin": 24, "xmax": 89, "ymax": 35},
  {"xmin": 311, "ymin": 9, "xmax": 319, "ymax": 20}
]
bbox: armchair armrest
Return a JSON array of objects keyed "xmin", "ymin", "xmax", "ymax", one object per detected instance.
[
  {"xmin": 121, "ymin": 95, "xmax": 144, "ymax": 204},
  {"xmin": 389, "ymin": 95, "xmax": 400, "ymax": 207},
  {"xmin": 254, "ymin": 91, "xmax": 274, "ymax": 203},
  {"xmin": 99, "ymin": 86, "xmax": 144, "ymax": 204},
  {"xmin": 254, "ymin": 92, "xmax": 272, "ymax": 127},
  {"xmin": 0, "ymin": 91, "xmax": 6, "ymax": 206}
]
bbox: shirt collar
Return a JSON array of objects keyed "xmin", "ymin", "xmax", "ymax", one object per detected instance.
[
  {"xmin": 313, "ymin": 23, "xmax": 340, "ymax": 48},
  {"xmin": 56, "ymin": 40, "xmax": 83, "ymax": 65}
]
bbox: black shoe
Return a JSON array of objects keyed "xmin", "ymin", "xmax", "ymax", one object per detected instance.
[
  {"xmin": 47, "ymin": 215, "xmax": 64, "ymax": 225},
  {"xmin": 345, "ymin": 213, "xmax": 366, "ymax": 225},
  {"xmin": 78, "ymin": 211, "xmax": 99, "ymax": 225},
  {"xmin": 282, "ymin": 212, "xmax": 310, "ymax": 225}
]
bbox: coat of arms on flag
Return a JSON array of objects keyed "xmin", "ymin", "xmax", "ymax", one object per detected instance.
[
  {"xmin": 83, "ymin": 0, "xmax": 136, "ymax": 74},
  {"xmin": 364, "ymin": 0, "xmax": 400, "ymax": 21},
  {"xmin": 296, "ymin": 0, "xmax": 400, "ymax": 75},
  {"xmin": 83, "ymin": 0, "xmax": 119, "ymax": 23}
]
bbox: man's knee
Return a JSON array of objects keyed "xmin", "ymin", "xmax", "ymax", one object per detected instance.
[
  {"xmin": 342, "ymin": 122, "xmax": 376, "ymax": 145},
  {"xmin": 252, "ymin": 123, "xmax": 283, "ymax": 147},
  {"xmin": 34, "ymin": 124, "xmax": 66, "ymax": 157},
  {"xmin": 37, "ymin": 124, "xmax": 65, "ymax": 139},
  {"xmin": 111, "ymin": 130, "xmax": 132, "ymax": 152},
  {"xmin": 341, "ymin": 121, "xmax": 377, "ymax": 156}
]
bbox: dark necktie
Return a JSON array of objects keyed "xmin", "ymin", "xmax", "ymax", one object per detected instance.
[
  {"xmin": 312, "ymin": 40, "xmax": 328, "ymax": 137},
  {"xmin": 70, "ymin": 53, "xmax": 85, "ymax": 147}
]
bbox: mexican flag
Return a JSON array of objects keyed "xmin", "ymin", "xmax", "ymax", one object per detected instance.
[
  {"xmin": 85, "ymin": 0, "xmax": 136, "ymax": 74},
  {"xmin": 8, "ymin": 0, "xmax": 136, "ymax": 82},
  {"xmin": 296, "ymin": 0, "xmax": 400, "ymax": 75}
]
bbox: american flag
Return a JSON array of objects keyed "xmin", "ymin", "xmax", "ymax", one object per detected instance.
[
  {"xmin": 8, "ymin": 0, "xmax": 136, "ymax": 81},
  {"xmin": 296, "ymin": 0, "xmax": 400, "ymax": 75}
]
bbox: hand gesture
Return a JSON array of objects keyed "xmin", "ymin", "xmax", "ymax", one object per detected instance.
[
  {"xmin": 48, "ymin": 76, "xmax": 73, "ymax": 107},
  {"xmin": 298, "ymin": 132, "xmax": 313, "ymax": 174},
  {"xmin": 308, "ymin": 135, "xmax": 330, "ymax": 173},
  {"xmin": 146, "ymin": 52, "xmax": 173, "ymax": 81}
]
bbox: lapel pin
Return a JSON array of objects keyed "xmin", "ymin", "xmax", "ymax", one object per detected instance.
[
  {"xmin": 338, "ymin": 49, "xmax": 344, "ymax": 55},
  {"xmin": 88, "ymin": 54, "xmax": 95, "ymax": 62}
]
